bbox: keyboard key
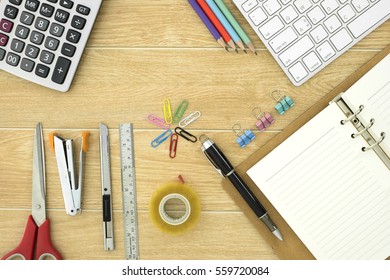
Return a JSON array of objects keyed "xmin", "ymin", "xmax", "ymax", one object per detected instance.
[
  {"xmin": 76, "ymin": 4, "xmax": 90, "ymax": 16},
  {"xmin": 242, "ymin": 0, "xmax": 258, "ymax": 12},
  {"xmin": 324, "ymin": 15, "xmax": 342, "ymax": 33},
  {"xmin": 25, "ymin": 44, "xmax": 40, "ymax": 58},
  {"xmin": 0, "ymin": 19, "xmax": 14, "ymax": 33},
  {"xmin": 321, "ymin": 0, "xmax": 339, "ymax": 14},
  {"xmin": 40, "ymin": 50, "xmax": 55, "ymax": 64},
  {"xmin": 259, "ymin": 16, "xmax": 284, "ymax": 39},
  {"xmin": 352, "ymin": 0, "xmax": 369, "ymax": 12},
  {"xmin": 288, "ymin": 62, "xmax": 308, "ymax": 82},
  {"xmin": 60, "ymin": 0, "xmax": 74, "ymax": 9},
  {"xmin": 20, "ymin": 57, "xmax": 35, "ymax": 72},
  {"xmin": 40, "ymin": 3, "xmax": 55, "ymax": 18},
  {"xmin": 55, "ymin": 9, "xmax": 70, "ymax": 23},
  {"xmin": 5, "ymin": 52, "xmax": 20, "ymax": 66},
  {"xmin": 338, "ymin": 4, "xmax": 356, "ymax": 23},
  {"xmin": 310, "ymin": 25, "xmax": 328, "ymax": 43},
  {"xmin": 50, "ymin": 23, "xmax": 64, "ymax": 37},
  {"xmin": 30, "ymin": 30, "xmax": 44, "ymax": 45},
  {"xmin": 0, "ymin": 33, "xmax": 9, "ymax": 46},
  {"xmin": 293, "ymin": 16, "xmax": 311, "ymax": 35},
  {"xmin": 302, "ymin": 51, "xmax": 322, "ymax": 71},
  {"xmin": 347, "ymin": 0, "xmax": 390, "ymax": 38},
  {"xmin": 263, "ymin": 0, "xmax": 281, "ymax": 15},
  {"xmin": 294, "ymin": 0, "xmax": 312, "ymax": 14},
  {"xmin": 316, "ymin": 41, "xmax": 336, "ymax": 61},
  {"xmin": 0, "ymin": 48, "xmax": 5, "ymax": 60},
  {"xmin": 61, "ymin": 42, "xmax": 76, "ymax": 57},
  {"xmin": 330, "ymin": 28, "xmax": 353, "ymax": 51},
  {"xmin": 15, "ymin": 25, "xmax": 30, "ymax": 39},
  {"xmin": 35, "ymin": 17, "xmax": 49, "ymax": 31},
  {"xmin": 20, "ymin": 11, "xmax": 35, "ymax": 25},
  {"xmin": 9, "ymin": 0, "xmax": 22, "ymax": 6},
  {"xmin": 52, "ymin": 56, "xmax": 71, "ymax": 84},
  {"xmin": 4, "ymin": 5, "xmax": 19, "ymax": 19},
  {"xmin": 35, "ymin": 63, "xmax": 50, "ymax": 78},
  {"xmin": 280, "ymin": 0, "xmax": 292, "ymax": 4},
  {"xmin": 307, "ymin": 6, "xmax": 325, "ymax": 24},
  {"xmin": 280, "ymin": 5, "xmax": 298, "ymax": 24},
  {"xmin": 25, "ymin": 0, "xmax": 40, "ymax": 12},
  {"xmin": 269, "ymin": 27, "xmax": 297, "ymax": 53},
  {"xmin": 71, "ymin": 15, "xmax": 86, "ymax": 30},
  {"xmin": 10, "ymin": 38, "xmax": 25, "ymax": 53},
  {"xmin": 279, "ymin": 35, "xmax": 314, "ymax": 67},
  {"xmin": 249, "ymin": 7, "xmax": 268, "ymax": 26},
  {"xmin": 66, "ymin": 29, "xmax": 81, "ymax": 43},
  {"xmin": 45, "ymin": 36, "xmax": 59, "ymax": 50}
]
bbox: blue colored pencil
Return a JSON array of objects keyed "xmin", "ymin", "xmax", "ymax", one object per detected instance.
[{"xmin": 188, "ymin": 0, "xmax": 228, "ymax": 50}]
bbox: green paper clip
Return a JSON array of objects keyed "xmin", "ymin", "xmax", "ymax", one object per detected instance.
[{"xmin": 173, "ymin": 100, "xmax": 189, "ymax": 124}]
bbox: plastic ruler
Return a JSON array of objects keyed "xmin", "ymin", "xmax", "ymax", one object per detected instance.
[{"xmin": 119, "ymin": 123, "xmax": 139, "ymax": 260}]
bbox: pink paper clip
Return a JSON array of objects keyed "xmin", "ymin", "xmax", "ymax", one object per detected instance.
[
  {"xmin": 147, "ymin": 114, "xmax": 170, "ymax": 129},
  {"xmin": 252, "ymin": 107, "xmax": 275, "ymax": 132}
]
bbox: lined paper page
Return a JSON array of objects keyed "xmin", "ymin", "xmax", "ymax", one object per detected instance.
[
  {"xmin": 247, "ymin": 103, "xmax": 390, "ymax": 259},
  {"xmin": 342, "ymin": 54, "xmax": 390, "ymax": 156}
]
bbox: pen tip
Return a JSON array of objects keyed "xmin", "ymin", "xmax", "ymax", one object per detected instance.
[{"xmin": 273, "ymin": 229, "xmax": 283, "ymax": 241}]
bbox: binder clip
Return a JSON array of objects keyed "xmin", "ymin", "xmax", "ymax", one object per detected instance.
[
  {"xmin": 232, "ymin": 124, "xmax": 255, "ymax": 148},
  {"xmin": 270, "ymin": 90, "xmax": 294, "ymax": 115},
  {"xmin": 49, "ymin": 131, "xmax": 90, "ymax": 216},
  {"xmin": 252, "ymin": 107, "xmax": 275, "ymax": 131}
]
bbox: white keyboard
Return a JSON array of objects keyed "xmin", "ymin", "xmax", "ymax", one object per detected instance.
[
  {"xmin": 233, "ymin": 0, "xmax": 390, "ymax": 86},
  {"xmin": 0, "ymin": 0, "xmax": 102, "ymax": 92}
]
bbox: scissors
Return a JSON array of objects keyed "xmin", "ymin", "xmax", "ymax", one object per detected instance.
[{"xmin": 2, "ymin": 123, "xmax": 62, "ymax": 260}]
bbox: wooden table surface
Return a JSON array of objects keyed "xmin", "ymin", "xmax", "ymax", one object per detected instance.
[{"xmin": 0, "ymin": 0, "xmax": 389, "ymax": 260}]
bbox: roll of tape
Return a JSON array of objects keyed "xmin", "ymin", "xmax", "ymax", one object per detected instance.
[{"xmin": 149, "ymin": 181, "xmax": 201, "ymax": 235}]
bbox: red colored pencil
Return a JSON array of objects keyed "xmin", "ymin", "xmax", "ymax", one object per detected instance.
[{"xmin": 196, "ymin": 0, "xmax": 237, "ymax": 51}]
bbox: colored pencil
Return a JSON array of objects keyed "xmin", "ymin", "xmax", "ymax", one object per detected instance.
[
  {"xmin": 188, "ymin": 0, "xmax": 228, "ymax": 50},
  {"xmin": 196, "ymin": 0, "xmax": 237, "ymax": 52},
  {"xmin": 214, "ymin": 0, "xmax": 256, "ymax": 54},
  {"xmin": 205, "ymin": 0, "xmax": 246, "ymax": 52}
]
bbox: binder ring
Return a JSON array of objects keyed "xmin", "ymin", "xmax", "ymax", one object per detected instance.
[
  {"xmin": 341, "ymin": 105, "xmax": 364, "ymax": 125},
  {"xmin": 351, "ymin": 118, "xmax": 375, "ymax": 138},
  {"xmin": 362, "ymin": 132, "xmax": 386, "ymax": 152}
]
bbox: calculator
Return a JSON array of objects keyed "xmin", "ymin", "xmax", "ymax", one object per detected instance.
[{"xmin": 0, "ymin": 0, "xmax": 102, "ymax": 92}]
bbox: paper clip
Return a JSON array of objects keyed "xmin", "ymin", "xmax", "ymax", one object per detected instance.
[
  {"xmin": 179, "ymin": 111, "xmax": 201, "ymax": 128},
  {"xmin": 163, "ymin": 98, "xmax": 173, "ymax": 124},
  {"xmin": 147, "ymin": 114, "xmax": 170, "ymax": 129},
  {"xmin": 169, "ymin": 133, "xmax": 179, "ymax": 158},
  {"xmin": 232, "ymin": 124, "xmax": 255, "ymax": 148},
  {"xmin": 252, "ymin": 107, "xmax": 275, "ymax": 132},
  {"xmin": 175, "ymin": 127, "xmax": 197, "ymax": 143},
  {"xmin": 173, "ymin": 100, "xmax": 189, "ymax": 124},
  {"xmin": 151, "ymin": 129, "xmax": 172, "ymax": 148},
  {"xmin": 270, "ymin": 90, "xmax": 294, "ymax": 115}
]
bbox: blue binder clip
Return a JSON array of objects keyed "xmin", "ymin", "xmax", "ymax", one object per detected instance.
[
  {"xmin": 232, "ymin": 124, "xmax": 255, "ymax": 148},
  {"xmin": 270, "ymin": 90, "xmax": 294, "ymax": 115}
]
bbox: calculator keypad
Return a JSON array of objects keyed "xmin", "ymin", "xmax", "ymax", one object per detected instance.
[{"xmin": 0, "ymin": 0, "xmax": 102, "ymax": 92}]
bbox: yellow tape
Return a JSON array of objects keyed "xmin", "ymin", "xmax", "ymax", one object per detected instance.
[{"xmin": 149, "ymin": 181, "xmax": 201, "ymax": 235}]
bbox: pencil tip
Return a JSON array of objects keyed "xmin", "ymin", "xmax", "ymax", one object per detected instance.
[{"xmin": 235, "ymin": 49, "xmax": 238, "ymax": 53}]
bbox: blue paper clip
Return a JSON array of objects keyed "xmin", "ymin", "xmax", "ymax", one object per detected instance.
[
  {"xmin": 270, "ymin": 90, "xmax": 294, "ymax": 115},
  {"xmin": 232, "ymin": 124, "xmax": 255, "ymax": 148},
  {"xmin": 151, "ymin": 129, "xmax": 172, "ymax": 148}
]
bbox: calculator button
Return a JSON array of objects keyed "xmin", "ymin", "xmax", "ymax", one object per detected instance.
[
  {"xmin": 76, "ymin": 4, "xmax": 90, "ymax": 15},
  {"xmin": 10, "ymin": 38, "xmax": 25, "ymax": 53},
  {"xmin": 20, "ymin": 11, "xmax": 35, "ymax": 25},
  {"xmin": 60, "ymin": 0, "xmax": 74, "ymax": 9},
  {"xmin": 15, "ymin": 25, "xmax": 30, "ymax": 39},
  {"xmin": 50, "ymin": 23, "xmax": 64, "ymax": 37},
  {"xmin": 40, "ymin": 50, "xmax": 54, "ymax": 64},
  {"xmin": 25, "ymin": 0, "xmax": 40, "ymax": 12},
  {"xmin": 66, "ymin": 29, "xmax": 80, "ymax": 43},
  {"xmin": 30, "ymin": 30, "xmax": 44, "ymax": 45},
  {"xmin": 45, "ymin": 36, "xmax": 59, "ymax": 50},
  {"xmin": 71, "ymin": 15, "xmax": 86, "ymax": 30},
  {"xmin": 61, "ymin": 42, "xmax": 76, "ymax": 57},
  {"xmin": 40, "ymin": 3, "xmax": 55, "ymax": 18},
  {"xmin": 9, "ymin": 0, "xmax": 22, "ymax": 6},
  {"xmin": 35, "ymin": 17, "xmax": 49, "ymax": 31},
  {"xmin": 47, "ymin": 0, "xmax": 58, "ymax": 3},
  {"xmin": 20, "ymin": 57, "xmax": 35, "ymax": 72},
  {"xmin": 25, "ymin": 44, "xmax": 40, "ymax": 58},
  {"xmin": 4, "ymin": 5, "xmax": 19, "ymax": 19},
  {"xmin": 52, "ymin": 56, "xmax": 71, "ymax": 84},
  {"xmin": 0, "ymin": 48, "xmax": 5, "ymax": 60},
  {"xmin": 35, "ymin": 63, "xmax": 50, "ymax": 78},
  {"xmin": 6, "ymin": 52, "xmax": 20, "ymax": 66},
  {"xmin": 0, "ymin": 19, "xmax": 14, "ymax": 33},
  {"xmin": 0, "ymin": 33, "xmax": 9, "ymax": 46},
  {"xmin": 54, "ymin": 9, "xmax": 69, "ymax": 23}
]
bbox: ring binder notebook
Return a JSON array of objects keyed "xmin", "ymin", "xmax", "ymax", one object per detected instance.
[{"xmin": 247, "ymin": 52, "xmax": 390, "ymax": 260}]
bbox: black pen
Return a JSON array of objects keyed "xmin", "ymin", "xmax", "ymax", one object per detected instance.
[{"xmin": 200, "ymin": 135, "xmax": 283, "ymax": 241}]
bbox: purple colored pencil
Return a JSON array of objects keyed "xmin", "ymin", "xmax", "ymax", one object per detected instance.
[{"xmin": 188, "ymin": 0, "xmax": 227, "ymax": 50}]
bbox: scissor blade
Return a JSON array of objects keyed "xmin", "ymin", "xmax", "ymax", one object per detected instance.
[{"xmin": 32, "ymin": 123, "xmax": 46, "ymax": 226}]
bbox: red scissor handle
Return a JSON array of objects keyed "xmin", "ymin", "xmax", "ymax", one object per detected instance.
[
  {"xmin": 35, "ymin": 218, "xmax": 62, "ymax": 260},
  {"xmin": 1, "ymin": 215, "xmax": 38, "ymax": 260}
]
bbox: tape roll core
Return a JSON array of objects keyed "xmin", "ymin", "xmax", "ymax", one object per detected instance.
[{"xmin": 158, "ymin": 193, "xmax": 191, "ymax": 226}]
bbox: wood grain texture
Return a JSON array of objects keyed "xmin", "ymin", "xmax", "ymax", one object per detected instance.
[{"xmin": 0, "ymin": 0, "xmax": 389, "ymax": 260}]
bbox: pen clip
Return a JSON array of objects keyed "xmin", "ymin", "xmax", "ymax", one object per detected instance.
[{"xmin": 202, "ymin": 149, "xmax": 225, "ymax": 178}]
